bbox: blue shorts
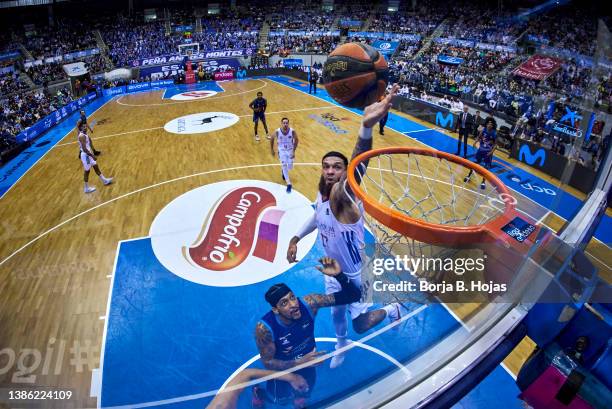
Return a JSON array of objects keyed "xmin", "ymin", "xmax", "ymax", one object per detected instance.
[
  {"xmin": 475, "ymin": 150, "xmax": 493, "ymax": 168},
  {"xmin": 253, "ymin": 111, "xmax": 266, "ymax": 122}
]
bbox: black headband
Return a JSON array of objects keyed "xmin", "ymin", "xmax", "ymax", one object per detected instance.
[
  {"xmin": 265, "ymin": 283, "xmax": 292, "ymax": 307},
  {"xmin": 322, "ymin": 151, "xmax": 348, "ymax": 167}
]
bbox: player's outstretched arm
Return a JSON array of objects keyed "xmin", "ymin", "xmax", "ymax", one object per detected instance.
[
  {"xmin": 287, "ymin": 213, "xmax": 317, "ymax": 263},
  {"xmin": 303, "ymin": 257, "xmax": 361, "ymax": 316}
]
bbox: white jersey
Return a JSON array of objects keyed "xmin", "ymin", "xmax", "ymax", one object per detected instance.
[
  {"xmin": 276, "ymin": 127, "xmax": 295, "ymax": 154},
  {"xmin": 78, "ymin": 132, "xmax": 92, "ymax": 154},
  {"xmin": 314, "ymin": 192, "xmax": 365, "ymax": 278}
]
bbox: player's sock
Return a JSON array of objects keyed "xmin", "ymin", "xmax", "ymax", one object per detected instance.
[
  {"xmin": 282, "ymin": 166, "xmax": 291, "ymax": 185},
  {"xmin": 330, "ymin": 335, "xmax": 349, "ymax": 369}
]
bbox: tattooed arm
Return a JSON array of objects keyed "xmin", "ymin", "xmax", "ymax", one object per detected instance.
[
  {"xmin": 303, "ymin": 257, "xmax": 361, "ymax": 316},
  {"xmin": 255, "ymin": 323, "xmax": 326, "ymax": 370}
]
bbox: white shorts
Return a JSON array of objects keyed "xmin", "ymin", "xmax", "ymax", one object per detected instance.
[
  {"xmin": 325, "ymin": 274, "xmax": 372, "ymax": 320},
  {"xmin": 80, "ymin": 152, "xmax": 97, "ymax": 171},
  {"xmin": 279, "ymin": 151, "xmax": 293, "ymax": 170}
]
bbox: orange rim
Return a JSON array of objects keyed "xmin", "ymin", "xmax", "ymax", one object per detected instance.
[{"xmin": 347, "ymin": 147, "xmax": 516, "ymax": 246}]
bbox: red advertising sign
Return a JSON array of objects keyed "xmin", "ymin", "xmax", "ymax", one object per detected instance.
[
  {"xmin": 214, "ymin": 71, "xmax": 235, "ymax": 81},
  {"xmin": 512, "ymin": 55, "xmax": 562, "ymax": 81}
]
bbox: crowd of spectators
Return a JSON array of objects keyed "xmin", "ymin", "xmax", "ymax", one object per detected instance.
[
  {"xmin": 0, "ymin": 87, "xmax": 74, "ymax": 148},
  {"xmin": 0, "ymin": 72, "xmax": 29, "ymax": 96},
  {"xmin": 26, "ymin": 62, "xmax": 66, "ymax": 85},
  {"xmin": 24, "ymin": 20, "xmax": 97, "ymax": 60},
  {"xmin": 523, "ymin": 4, "xmax": 599, "ymax": 57},
  {"xmin": 265, "ymin": 35, "xmax": 339, "ymax": 55}
]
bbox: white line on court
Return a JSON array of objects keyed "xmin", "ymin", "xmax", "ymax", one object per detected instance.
[
  {"xmin": 402, "ymin": 128, "xmax": 443, "ymax": 134},
  {"xmin": 0, "ymin": 96, "xmax": 116, "ymax": 200},
  {"xmin": 0, "ymin": 162, "xmax": 318, "ymax": 267},
  {"xmin": 115, "ymin": 78, "xmax": 268, "ymax": 107},
  {"xmin": 95, "ymin": 305, "xmax": 426, "ymax": 409},
  {"xmin": 54, "ymin": 126, "xmax": 164, "ymax": 147},
  {"xmin": 52, "ymin": 106, "xmax": 334, "ymax": 147}
]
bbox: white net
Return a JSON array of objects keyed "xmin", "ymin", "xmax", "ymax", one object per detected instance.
[{"xmin": 348, "ymin": 149, "xmax": 513, "ymax": 305}]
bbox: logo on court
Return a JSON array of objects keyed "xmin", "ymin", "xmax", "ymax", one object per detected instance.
[
  {"xmin": 170, "ymin": 90, "xmax": 218, "ymax": 101},
  {"xmin": 164, "ymin": 112, "xmax": 239, "ymax": 134},
  {"xmin": 435, "ymin": 112, "xmax": 453, "ymax": 129},
  {"xmin": 518, "ymin": 144, "xmax": 546, "ymax": 166},
  {"xmin": 185, "ymin": 187, "xmax": 283, "ymax": 270},
  {"xmin": 150, "ymin": 180, "xmax": 316, "ymax": 286}
]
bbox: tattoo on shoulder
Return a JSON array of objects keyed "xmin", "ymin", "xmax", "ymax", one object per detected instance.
[{"xmin": 255, "ymin": 322, "xmax": 273, "ymax": 347}]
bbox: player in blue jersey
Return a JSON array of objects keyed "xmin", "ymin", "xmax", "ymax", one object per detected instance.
[
  {"xmin": 249, "ymin": 91, "xmax": 270, "ymax": 142},
  {"xmin": 464, "ymin": 117, "xmax": 497, "ymax": 189},
  {"xmin": 253, "ymin": 257, "xmax": 360, "ymax": 408}
]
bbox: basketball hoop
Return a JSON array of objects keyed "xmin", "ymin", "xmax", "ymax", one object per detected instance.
[
  {"xmin": 346, "ymin": 147, "xmax": 549, "ymax": 304},
  {"xmin": 347, "ymin": 147, "xmax": 516, "ymax": 247}
]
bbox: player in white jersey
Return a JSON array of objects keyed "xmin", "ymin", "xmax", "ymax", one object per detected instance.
[
  {"xmin": 78, "ymin": 124, "xmax": 113, "ymax": 193},
  {"xmin": 270, "ymin": 117, "xmax": 299, "ymax": 193},
  {"xmin": 286, "ymin": 84, "xmax": 404, "ymax": 368}
]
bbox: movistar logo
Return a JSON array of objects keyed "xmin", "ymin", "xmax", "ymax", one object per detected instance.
[
  {"xmin": 519, "ymin": 144, "xmax": 546, "ymax": 166},
  {"xmin": 560, "ymin": 107, "xmax": 582, "ymax": 128},
  {"xmin": 435, "ymin": 112, "xmax": 453, "ymax": 129}
]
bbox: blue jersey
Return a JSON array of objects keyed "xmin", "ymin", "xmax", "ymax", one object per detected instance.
[
  {"xmin": 251, "ymin": 97, "xmax": 267, "ymax": 112},
  {"xmin": 79, "ymin": 114, "xmax": 87, "ymax": 125},
  {"xmin": 479, "ymin": 128, "xmax": 496, "ymax": 153},
  {"xmin": 260, "ymin": 298, "xmax": 315, "ymax": 361}
]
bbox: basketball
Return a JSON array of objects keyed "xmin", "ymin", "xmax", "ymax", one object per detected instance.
[{"xmin": 322, "ymin": 42, "xmax": 389, "ymax": 108}]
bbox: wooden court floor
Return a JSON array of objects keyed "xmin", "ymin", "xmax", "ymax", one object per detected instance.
[{"xmin": 0, "ymin": 77, "xmax": 608, "ymax": 408}]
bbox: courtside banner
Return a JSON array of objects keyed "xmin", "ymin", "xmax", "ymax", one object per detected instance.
[
  {"xmin": 512, "ymin": 54, "xmax": 562, "ymax": 80},
  {"xmin": 132, "ymin": 49, "xmax": 252, "ymax": 67},
  {"xmin": 372, "ymin": 40, "xmax": 400, "ymax": 56}
]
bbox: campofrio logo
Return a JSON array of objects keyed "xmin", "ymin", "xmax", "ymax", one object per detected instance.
[
  {"xmin": 150, "ymin": 180, "xmax": 316, "ymax": 286},
  {"xmin": 184, "ymin": 187, "xmax": 279, "ymax": 270}
]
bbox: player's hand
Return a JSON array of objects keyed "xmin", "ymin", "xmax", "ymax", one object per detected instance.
[
  {"xmin": 291, "ymin": 152, "xmax": 295, "ymax": 159},
  {"xmin": 287, "ymin": 241, "xmax": 298, "ymax": 263},
  {"xmin": 316, "ymin": 257, "xmax": 342, "ymax": 277},
  {"xmin": 362, "ymin": 84, "xmax": 399, "ymax": 129},
  {"xmin": 297, "ymin": 350, "xmax": 327, "ymax": 367},
  {"xmin": 286, "ymin": 374, "xmax": 309, "ymax": 393}
]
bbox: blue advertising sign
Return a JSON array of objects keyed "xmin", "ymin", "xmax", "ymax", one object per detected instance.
[
  {"xmin": 132, "ymin": 50, "xmax": 252, "ymax": 67},
  {"xmin": 150, "ymin": 79, "xmax": 175, "ymax": 87},
  {"xmin": 64, "ymin": 48, "xmax": 100, "ymax": 61},
  {"xmin": 103, "ymin": 86, "xmax": 127, "ymax": 97},
  {"xmin": 138, "ymin": 58, "xmax": 242, "ymax": 77},
  {"xmin": 435, "ymin": 111, "xmax": 454, "ymax": 129},
  {"xmin": 519, "ymin": 145, "xmax": 546, "ymax": 166},
  {"xmin": 283, "ymin": 58, "xmax": 303, "ymax": 68},
  {"xmin": 16, "ymin": 93, "xmax": 98, "ymax": 143},
  {"xmin": 174, "ymin": 25, "xmax": 193, "ymax": 32},
  {"xmin": 372, "ymin": 40, "xmax": 399, "ymax": 56},
  {"xmin": 349, "ymin": 32, "xmax": 420, "ymax": 41},
  {"xmin": 435, "ymin": 38, "xmax": 475, "ymax": 48},
  {"xmin": 269, "ymin": 30, "xmax": 340, "ymax": 37},
  {"xmin": 127, "ymin": 82, "xmax": 151, "ymax": 92},
  {"xmin": 437, "ymin": 55, "xmax": 464, "ymax": 65},
  {"xmin": 0, "ymin": 51, "xmax": 20, "ymax": 61}
]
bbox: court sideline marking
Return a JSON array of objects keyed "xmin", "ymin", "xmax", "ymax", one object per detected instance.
[
  {"xmin": 0, "ymin": 95, "xmax": 116, "ymax": 201},
  {"xmin": 52, "ymin": 106, "xmax": 335, "ymax": 148}
]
